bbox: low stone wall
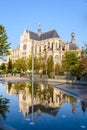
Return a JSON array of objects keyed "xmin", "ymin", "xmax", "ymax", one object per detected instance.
[
  {"xmin": 55, "ymin": 75, "xmax": 77, "ymax": 81},
  {"xmin": 80, "ymin": 76, "xmax": 87, "ymax": 82},
  {"xmin": 0, "ymin": 74, "xmax": 20, "ymax": 78},
  {"xmin": 0, "ymin": 74, "xmax": 87, "ymax": 83}
]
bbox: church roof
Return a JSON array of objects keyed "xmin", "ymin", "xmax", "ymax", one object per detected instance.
[
  {"xmin": 29, "ymin": 104, "xmax": 59, "ymax": 117},
  {"xmin": 28, "ymin": 29, "xmax": 60, "ymax": 41},
  {"xmin": 29, "ymin": 31, "xmax": 39, "ymax": 40}
]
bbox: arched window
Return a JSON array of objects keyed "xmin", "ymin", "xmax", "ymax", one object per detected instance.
[
  {"xmin": 48, "ymin": 42, "xmax": 50, "ymax": 49},
  {"xmin": 39, "ymin": 46, "xmax": 41, "ymax": 52},
  {"xmin": 44, "ymin": 45, "xmax": 46, "ymax": 51},
  {"xmin": 52, "ymin": 42, "xmax": 54, "ymax": 51},
  {"xmin": 59, "ymin": 43, "xmax": 61, "ymax": 49},
  {"xmin": 62, "ymin": 46, "xmax": 65, "ymax": 51},
  {"xmin": 56, "ymin": 42, "xmax": 57, "ymax": 49}
]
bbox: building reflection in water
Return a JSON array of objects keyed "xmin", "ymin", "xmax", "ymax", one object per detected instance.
[{"xmin": 6, "ymin": 82, "xmax": 87, "ymax": 122}]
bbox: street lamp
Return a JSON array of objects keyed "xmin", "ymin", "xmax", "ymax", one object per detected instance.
[
  {"xmin": 44, "ymin": 45, "xmax": 47, "ymax": 78},
  {"xmin": 30, "ymin": 40, "xmax": 34, "ymax": 125},
  {"xmin": 32, "ymin": 40, "xmax": 34, "ymax": 81}
]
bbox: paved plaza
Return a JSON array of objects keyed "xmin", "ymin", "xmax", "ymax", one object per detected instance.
[{"xmin": 55, "ymin": 83, "xmax": 87, "ymax": 102}]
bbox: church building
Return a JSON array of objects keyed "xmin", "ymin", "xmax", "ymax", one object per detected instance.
[{"xmin": 7, "ymin": 25, "xmax": 80, "ymax": 65}]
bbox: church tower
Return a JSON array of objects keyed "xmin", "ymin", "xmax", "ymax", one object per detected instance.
[{"xmin": 71, "ymin": 32, "xmax": 75, "ymax": 44}]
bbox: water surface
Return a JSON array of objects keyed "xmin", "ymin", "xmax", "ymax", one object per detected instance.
[{"xmin": 0, "ymin": 81, "xmax": 87, "ymax": 130}]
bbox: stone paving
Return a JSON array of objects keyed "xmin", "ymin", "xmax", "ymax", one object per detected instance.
[{"xmin": 54, "ymin": 83, "xmax": 87, "ymax": 102}]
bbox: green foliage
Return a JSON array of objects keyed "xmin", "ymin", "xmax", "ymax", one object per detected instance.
[
  {"xmin": 27, "ymin": 55, "xmax": 40, "ymax": 73},
  {"xmin": 0, "ymin": 25, "xmax": 10, "ymax": 56},
  {"xmin": 71, "ymin": 63, "xmax": 80, "ymax": 76},
  {"xmin": 83, "ymin": 44, "xmax": 87, "ymax": 56},
  {"xmin": 7, "ymin": 58, "xmax": 13, "ymax": 73},
  {"xmin": 42, "ymin": 62, "xmax": 46, "ymax": 74},
  {"xmin": 37, "ymin": 56, "xmax": 43, "ymax": 73},
  {"xmin": 79, "ymin": 49, "xmax": 87, "ymax": 76},
  {"xmin": 55, "ymin": 63, "xmax": 64, "ymax": 75},
  {"xmin": 47, "ymin": 55, "xmax": 54, "ymax": 77},
  {"xmin": 0, "ymin": 63, "xmax": 6, "ymax": 71},
  {"xmin": 27, "ymin": 55, "xmax": 32, "ymax": 70},
  {"xmin": 62, "ymin": 51, "xmax": 80, "ymax": 76},
  {"xmin": 13, "ymin": 58, "xmax": 27, "ymax": 72},
  {"xmin": 34, "ymin": 56, "xmax": 39, "ymax": 71}
]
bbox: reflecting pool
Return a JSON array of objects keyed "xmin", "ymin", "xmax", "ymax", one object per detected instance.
[{"xmin": 0, "ymin": 81, "xmax": 87, "ymax": 130}]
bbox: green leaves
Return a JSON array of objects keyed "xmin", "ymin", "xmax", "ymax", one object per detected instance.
[
  {"xmin": 79, "ymin": 47, "xmax": 87, "ymax": 76},
  {"xmin": 0, "ymin": 25, "xmax": 10, "ymax": 56},
  {"xmin": 13, "ymin": 58, "xmax": 27, "ymax": 72},
  {"xmin": 27, "ymin": 55, "xmax": 40, "ymax": 72},
  {"xmin": 62, "ymin": 51, "xmax": 80, "ymax": 76},
  {"xmin": 47, "ymin": 55, "xmax": 54, "ymax": 77}
]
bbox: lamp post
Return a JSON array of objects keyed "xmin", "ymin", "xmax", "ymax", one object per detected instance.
[
  {"xmin": 44, "ymin": 45, "xmax": 47, "ymax": 79},
  {"xmin": 32, "ymin": 40, "xmax": 34, "ymax": 82},
  {"xmin": 30, "ymin": 40, "xmax": 34, "ymax": 125}
]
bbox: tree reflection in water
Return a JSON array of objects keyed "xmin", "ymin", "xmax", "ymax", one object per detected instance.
[
  {"xmin": 0, "ymin": 95, "xmax": 9, "ymax": 119},
  {"xmin": 6, "ymin": 82, "xmax": 87, "ymax": 120},
  {"xmin": 81, "ymin": 101, "xmax": 87, "ymax": 113}
]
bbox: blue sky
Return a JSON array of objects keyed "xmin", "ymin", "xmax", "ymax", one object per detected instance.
[{"xmin": 0, "ymin": 0, "xmax": 87, "ymax": 49}]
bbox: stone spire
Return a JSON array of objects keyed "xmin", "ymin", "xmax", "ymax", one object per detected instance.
[
  {"xmin": 37, "ymin": 24, "xmax": 42, "ymax": 37},
  {"xmin": 71, "ymin": 32, "xmax": 75, "ymax": 44}
]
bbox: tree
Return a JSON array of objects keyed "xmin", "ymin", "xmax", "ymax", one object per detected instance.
[
  {"xmin": 62, "ymin": 51, "xmax": 80, "ymax": 76},
  {"xmin": 27, "ymin": 55, "xmax": 40, "ymax": 73},
  {"xmin": 37, "ymin": 56, "xmax": 43, "ymax": 73},
  {"xmin": 13, "ymin": 58, "xmax": 27, "ymax": 72},
  {"xmin": 0, "ymin": 25, "xmax": 10, "ymax": 57},
  {"xmin": 55, "ymin": 63, "xmax": 64, "ymax": 75},
  {"xmin": 0, "ymin": 63, "xmax": 6, "ymax": 72},
  {"xmin": 7, "ymin": 58, "xmax": 13, "ymax": 73},
  {"xmin": 79, "ymin": 48, "xmax": 87, "ymax": 76},
  {"xmin": 34, "ymin": 56, "xmax": 39, "ymax": 72},
  {"xmin": 27, "ymin": 55, "xmax": 32, "ymax": 70},
  {"xmin": 47, "ymin": 55, "xmax": 54, "ymax": 77},
  {"xmin": 83, "ymin": 44, "xmax": 87, "ymax": 57}
]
